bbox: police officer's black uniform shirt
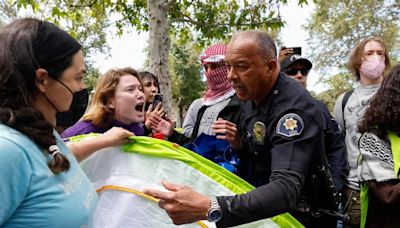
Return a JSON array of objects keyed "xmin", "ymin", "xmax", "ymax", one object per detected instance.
[
  {"xmin": 216, "ymin": 73, "xmax": 325, "ymax": 227},
  {"xmin": 314, "ymin": 99, "xmax": 348, "ymax": 192}
]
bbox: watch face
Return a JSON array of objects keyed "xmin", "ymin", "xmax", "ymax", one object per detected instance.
[{"xmin": 209, "ymin": 209, "xmax": 222, "ymax": 222}]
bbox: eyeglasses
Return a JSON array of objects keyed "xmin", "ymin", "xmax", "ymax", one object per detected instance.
[{"xmin": 283, "ymin": 68, "xmax": 309, "ymax": 76}]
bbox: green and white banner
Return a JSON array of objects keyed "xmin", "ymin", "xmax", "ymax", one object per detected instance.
[{"xmin": 71, "ymin": 135, "xmax": 302, "ymax": 227}]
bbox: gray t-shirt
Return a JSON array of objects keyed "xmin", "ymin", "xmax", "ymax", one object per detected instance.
[
  {"xmin": 182, "ymin": 90, "xmax": 235, "ymax": 138},
  {"xmin": 182, "ymin": 98, "xmax": 203, "ymax": 138},
  {"xmin": 333, "ymin": 83, "xmax": 380, "ymax": 189}
]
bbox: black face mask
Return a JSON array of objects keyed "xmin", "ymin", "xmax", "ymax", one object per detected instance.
[{"xmin": 56, "ymin": 88, "xmax": 89, "ymax": 128}]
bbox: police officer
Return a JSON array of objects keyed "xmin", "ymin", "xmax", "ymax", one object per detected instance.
[
  {"xmin": 281, "ymin": 54, "xmax": 348, "ymax": 192},
  {"xmin": 144, "ymin": 30, "xmax": 325, "ymax": 227},
  {"xmin": 280, "ymin": 54, "xmax": 349, "ymax": 226}
]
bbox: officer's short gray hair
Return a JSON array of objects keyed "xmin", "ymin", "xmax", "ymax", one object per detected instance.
[{"xmin": 230, "ymin": 30, "xmax": 277, "ymax": 60}]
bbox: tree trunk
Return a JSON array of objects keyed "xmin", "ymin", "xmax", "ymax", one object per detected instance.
[
  {"xmin": 147, "ymin": 0, "xmax": 173, "ymax": 119},
  {"xmin": 174, "ymin": 103, "xmax": 182, "ymax": 128}
]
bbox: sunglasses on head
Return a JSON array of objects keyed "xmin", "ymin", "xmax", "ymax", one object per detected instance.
[{"xmin": 283, "ymin": 68, "xmax": 309, "ymax": 76}]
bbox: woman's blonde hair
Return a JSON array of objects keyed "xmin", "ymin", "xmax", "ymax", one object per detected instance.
[
  {"xmin": 347, "ymin": 36, "xmax": 391, "ymax": 81},
  {"xmin": 83, "ymin": 67, "xmax": 140, "ymax": 128}
]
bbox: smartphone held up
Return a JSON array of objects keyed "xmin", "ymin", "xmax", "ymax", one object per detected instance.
[
  {"xmin": 282, "ymin": 46, "xmax": 302, "ymax": 56},
  {"xmin": 153, "ymin": 94, "xmax": 163, "ymax": 106}
]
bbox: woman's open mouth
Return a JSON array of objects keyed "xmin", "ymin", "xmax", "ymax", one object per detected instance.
[{"xmin": 135, "ymin": 102, "xmax": 144, "ymax": 112}]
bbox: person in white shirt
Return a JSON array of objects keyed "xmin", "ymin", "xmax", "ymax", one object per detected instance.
[{"xmin": 333, "ymin": 36, "xmax": 391, "ymax": 227}]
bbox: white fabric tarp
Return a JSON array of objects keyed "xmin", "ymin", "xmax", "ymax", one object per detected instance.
[{"xmin": 77, "ymin": 136, "xmax": 302, "ymax": 228}]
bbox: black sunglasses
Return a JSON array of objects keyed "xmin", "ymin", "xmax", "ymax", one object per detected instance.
[{"xmin": 283, "ymin": 68, "xmax": 309, "ymax": 76}]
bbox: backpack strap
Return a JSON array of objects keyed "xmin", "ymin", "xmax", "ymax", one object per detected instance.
[
  {"xmin": 341, "ymin": 90, "xmax": 353, "ymax": 130},
  {"xmin": 191, "ymin": 105, "xmax": 207, "ymax": 141}
]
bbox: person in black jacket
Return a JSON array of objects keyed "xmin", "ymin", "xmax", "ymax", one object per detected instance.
[
  {"xmin": 144, "ymin": 30, "xmax": 326, "ymax": 227},
  {"xmin": 280, "ymin": 54, "xmax": 349, "ymax": 227},
  {"xmin": 280, "ymin": 54, "xmax": 348, "ymax": 192}
]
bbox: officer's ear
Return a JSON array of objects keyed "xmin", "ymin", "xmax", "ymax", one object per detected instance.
[{"xmin": 265, "ymin": 58, "xmax": 279, "ymax": 77}]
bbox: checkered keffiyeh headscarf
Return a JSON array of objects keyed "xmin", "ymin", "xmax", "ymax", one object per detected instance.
[{"xmin": 200, "ymin": 44, "xmax": 234, "ymax": 102}]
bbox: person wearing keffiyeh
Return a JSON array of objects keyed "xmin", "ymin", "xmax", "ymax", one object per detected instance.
[
  {"xmin": 149, "ymin": 44, "xmax": 241, "ymax": 141},
  {"xmin": 181, "ymin": 44, "xmax": 240, "ymax": 139},
  {"xmin": 147, "ymin": 43, "xmax": 242, "ymax": 173}
]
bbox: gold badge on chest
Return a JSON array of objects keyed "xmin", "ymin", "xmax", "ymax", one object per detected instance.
[{"xmin": 253, "ymin": 121, "xmax": 266, "ymax": 145}]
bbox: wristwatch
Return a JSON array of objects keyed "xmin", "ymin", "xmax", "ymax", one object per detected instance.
[{"xmin": 206, "ymin": 196, "xmax": 222, "ymax": 222}]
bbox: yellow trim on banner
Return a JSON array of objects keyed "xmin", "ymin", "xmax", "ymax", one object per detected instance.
[
  {"xmin": 97, "ymin": 185, "xmax": 157, "ymax": 201},
  {"xmin": 96, "ymin": 185, "xmax": 209, "ymax": 228}
]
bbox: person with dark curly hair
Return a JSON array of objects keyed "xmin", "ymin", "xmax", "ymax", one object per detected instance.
[
  {"xmin": 357, "ymin": 63, "xmax": 400, "ymax": 227},
  {"xmin": 0, "ymin": 18, "xmax": 129, "ymax": 227}
]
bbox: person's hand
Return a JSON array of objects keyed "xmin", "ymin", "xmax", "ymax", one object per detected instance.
[
  {"xmin": 145, "ymin": 103, "xmax": 165, "ymax": 130},
  {"xmin": 147, "ymin": 103, "xmax": 165, "ymax": 118},
  {"xmin": 144, "ymin": 181, "xmax": 210, "ymax": 225},
  {"xmin": 149, "ymin": 115, "xmax": 173, "ymax": 136},
  {"xmin": 67, "ymin": 127, "xmax": 135, "ymax": 162},
  {"xmin": 278, "ymin": 47, "xmax": 294, "ymax": 62},
  {"xmin": 212, "ymin": 118, "xmax": 242, "ymax": 149},
  {"xmin": 100, "ymin": 127, "xmax": 135, "ymax": 147}
]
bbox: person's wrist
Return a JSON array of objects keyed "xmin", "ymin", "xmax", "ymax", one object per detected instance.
[
  {"xmin": 145, "ymin": 122, "xmax": 151, "ymax": 131},
  {"xmin": 206, "ymin": 196, "xmax": 222, "ymax": 222},
  {"xmin": 168, "ymin": 128, "xmax": 173, "ymax": 137},
  {"xmin": 98, "ymin": 134, "xmax": 113, "ymax": 148},
  {"xmin": 165, "ymin": 124, "xmax": 173, "ymax": 137},
  {"xmin": 231, "ymin": 140, "xmax": 243, "ymax": 150}
]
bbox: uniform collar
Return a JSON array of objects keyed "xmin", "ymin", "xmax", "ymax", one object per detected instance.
[{"xmin": 242, "ymin": 73, "xmax": 285, "ymax": 119}]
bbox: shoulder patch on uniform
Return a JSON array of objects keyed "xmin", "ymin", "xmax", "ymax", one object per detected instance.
[{"xmin": 276, "ymin": 113, "xmax": 304, "ymax": 137}]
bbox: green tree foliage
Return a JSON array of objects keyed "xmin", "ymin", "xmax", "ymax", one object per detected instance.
[
  {"xmin": 169, "ymin": 40, "xmax": 205, "ymax": 126},
  {"xmin": 2, "ymin": 0, "xmax": 109, "ymax": 90},
  {"xmin": 0, "ymin": 1, "xmax": 17, "ymax": 26},
  {"xmin": 166, "ymin": 0, "xmax": 285, "ymax": 45},
  {"xmin": 30, "ymin": 0, "xmax": 288, "ymax": 42},
  {"xmin": 12, "ymin": 0, "xmax": 308, "ymax": 114},
  {"xmin": 306, "ymin": 0, "xmax": 400, "ymax": 75},
  {"xmin": 306, "ymin": 0, "xmax": 400, "ymax": 110},
  {"xmin": 83, "ymin": 65, "xmax": 101, "ymax": 93}
]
